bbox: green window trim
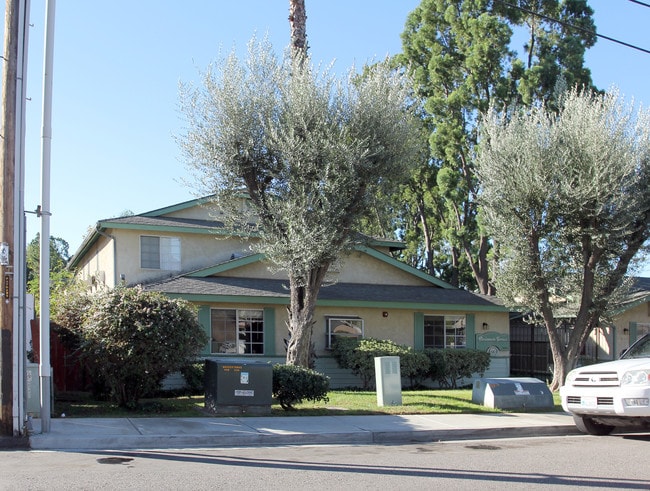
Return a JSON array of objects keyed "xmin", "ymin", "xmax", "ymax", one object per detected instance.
[
  {"xmin": 264, "ymin": 307, "xmax": 276, "ymax": 356},
  {"xmin": 414, "ymin": 312, "xmax": 424, "ymax": 351},
  {"xmin": 629, "ymin": 322, "xmax": 638, "ymax": 342},
  {"xmin": 198, "ymin": 305, "xmax": 211, "ymax": 356},
  {"xmin": 465, "ymin": 314, "xmax": 475, "ymax": 349}
]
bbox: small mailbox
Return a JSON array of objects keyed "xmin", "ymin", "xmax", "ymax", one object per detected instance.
[
  {"xmin": 204, "ymin": 359, "xmax": 272, "ymax": 415},
  {"xmin": 472, "ymin": 377, "xmax": 554, "ymax": 410}
]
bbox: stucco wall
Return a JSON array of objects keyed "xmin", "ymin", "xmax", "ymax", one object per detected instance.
[
  {"xmin": 108, "ymin": 229, "xmax": 251, "ymax": 285},
  {"xmin": 76, "ymin": 234, "xmax": 115, "ymax": 289},
  {"xmin": 197, "ymin": 302, "xmax": 509, "ymax": 355},
  {"xmin": 591, "ymin": 301, "xmax": 650, "ymax": 361}
]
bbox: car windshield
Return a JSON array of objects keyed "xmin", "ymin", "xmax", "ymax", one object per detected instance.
[{"xmin": 622, "ymin": 335, "xmax": 650, "ymax": 359}]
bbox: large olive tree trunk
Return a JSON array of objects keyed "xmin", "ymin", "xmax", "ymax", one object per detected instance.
[{"xmin": 285, "ymin": 264, "xmax": 329, "ymax": 367}]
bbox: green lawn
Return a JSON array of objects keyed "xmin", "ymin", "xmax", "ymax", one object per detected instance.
[{"xmin": 53, "ymin": 390, "xmax": 563, "ymax": 418}]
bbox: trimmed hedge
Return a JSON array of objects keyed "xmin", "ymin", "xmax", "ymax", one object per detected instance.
[
  {"xmin": 424, "ymin": 348, "xmax": 491, "ymax": 389},
  {"xmin": 272, "ymin": 364, "xmax": 330, "ymax": 410},
  {"xmin": 332, "ymin": 337, "xmax": 491, "ymax": 390},
  {"xmin": 331, "ymin": 337, "xmax": 430, "ymax": 389}
]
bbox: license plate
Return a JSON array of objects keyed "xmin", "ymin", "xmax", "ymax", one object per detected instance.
[{"xmin": 581, "ymin": 396, "xmax": 597, "ymax": 408}]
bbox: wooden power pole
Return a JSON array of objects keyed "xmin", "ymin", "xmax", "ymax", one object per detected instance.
[{"xmin": 0, "ymin": 0, "xmax": 19, "ymax": 436}]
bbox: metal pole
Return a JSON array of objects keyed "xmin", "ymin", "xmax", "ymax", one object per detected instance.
[
  {"xmin": 39, "ymin": 0, "xmax": 55, "ymax": 433},
  {"xmin": 13, "ymin": 0, "xmax": 30, "ymax": 435}
]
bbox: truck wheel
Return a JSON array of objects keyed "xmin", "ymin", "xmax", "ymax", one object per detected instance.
[{"xmin": 573, "ymin": 415, "xmax": 615, "ymax": 435}]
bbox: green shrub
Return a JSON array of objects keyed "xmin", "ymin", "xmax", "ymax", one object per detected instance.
[
  {"xmin": 424, "ymin": 348, "xmax": 491, "ymax": 388},
  {"xmin": 73, "ymin": 286, "xmax": 208, "ymax": 408},
  {"xmin": 330, "ymin": 336, "xmax": 359, "ymax": 368},
  {"xmin": 180, "ymin": 362, "xmax": 205, "ymax": 394},
  {"xmin": 272, "ymin": 364, "xmax": 330, "ymax": 410},
  {"xmin": 399, "ymin": 350, "xmax": 432, "ymax": 388},
  {"xmin": 332, "ymin": 337, "xmax": 430, "ymax": 389}
]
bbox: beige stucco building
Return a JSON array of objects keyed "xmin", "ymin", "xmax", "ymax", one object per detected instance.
[
  {"xmin": 586, "ymin": 278, "xmax": 650, "ymax": 361},
  {"xmin": 69, "ymin": 197, "xmax": 511, "ymax": 387}
]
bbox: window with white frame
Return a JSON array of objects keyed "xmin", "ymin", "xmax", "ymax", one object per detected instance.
[
  {"xmin": 140, "ymin": 235, "xmax": 181, "ymax": 270},
  {"xmin": 327, "ymin": 316, "xmax": 364, "ymax": 349},
  {"xmin": 211, "ymin": 309, "xmax": 264, "ymax": 355},
  {"xmin": 423, "ymin": 315, "xmax": 466, "ymax": 349}
]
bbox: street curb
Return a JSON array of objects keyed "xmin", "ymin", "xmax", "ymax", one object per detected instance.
[
  {"xmin": 28, "ymin": 424, "xmax": 580, "ymax": 451},
  {"xmin": 0, "ymin": 436, "xmax": 30, "ymax": 450}
]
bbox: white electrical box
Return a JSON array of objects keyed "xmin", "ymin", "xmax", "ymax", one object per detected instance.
[{"xmin": 375, "ymin": 356, "xmax": 402, "ymax": 406}]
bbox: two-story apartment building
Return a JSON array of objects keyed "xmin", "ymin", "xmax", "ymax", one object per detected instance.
[{"xmin": 68, "ymin": 197, "xmax": 511, "ymax": 387}]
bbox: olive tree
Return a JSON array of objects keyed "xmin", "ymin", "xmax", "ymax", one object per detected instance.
[
  {"xmin": 477, "ymin": 88, "xmax": 650, "ymax": 390},
  {"xmin": 178, "ymin": 38, "xmax": 420, "ymax": 367}
]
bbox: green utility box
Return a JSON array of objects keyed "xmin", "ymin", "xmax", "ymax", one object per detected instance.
[{"xmin": 204, "ymin": 359, "xmax": 272, "ymax": 415}]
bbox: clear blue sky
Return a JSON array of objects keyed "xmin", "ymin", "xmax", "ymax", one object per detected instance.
[{"xmin": 4, "ymin": 0, "xmax": 650, "ymax": 275}]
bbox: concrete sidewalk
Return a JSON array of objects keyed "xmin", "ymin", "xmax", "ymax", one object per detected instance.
[{"xmin": 25, "ymin": 412, "xmax": 580, "ymax": 451}]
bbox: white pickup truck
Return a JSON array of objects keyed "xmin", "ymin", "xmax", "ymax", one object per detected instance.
[{"xmin": 560, "ymin": 333, "xmax": 650, "ymax": 435}]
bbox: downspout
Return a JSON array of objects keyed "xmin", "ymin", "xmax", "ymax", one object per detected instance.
[{"xmin": 95, "ymin": 227, "xmax": 117, "ymax": 287}]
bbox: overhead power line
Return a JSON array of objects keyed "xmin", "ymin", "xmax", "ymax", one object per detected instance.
[
  {"xmin": 494, "ymin": 0, "xmax": 650, "ymax": 56},
  {"xmin": 629, "ymin": 0, "xmax": 650, "ymax": 9}
]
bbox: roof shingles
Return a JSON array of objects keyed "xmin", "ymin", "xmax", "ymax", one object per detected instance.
[{"xmin": 145, "ymin": 276, "xmax": 505, "ymax": 309}]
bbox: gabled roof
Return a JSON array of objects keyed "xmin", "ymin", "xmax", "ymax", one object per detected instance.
[
  {"xmin": 69, "ymin": 197, "xmax": 223, "ymax": 268},
  {"xmin": 612, "ymin": 276, "xmax": 650, "ymax": 315},
  {"xmin": 185, "ymin": 246, "xmax": 454, "ymax": 289},
  {"xmin": 69, "ymin": 195, "xmax": 405, "ymax": 269},
  {"xmin": 139, "ymin": 196, "xmax": 216, "ymax": 217},
  {"xmin": 140, "ymin": 246, "xmax": 505, "ymax": 311},
  {"xmin": 144, "ymin": 275, "xmax": 507, "ymax": 311}
]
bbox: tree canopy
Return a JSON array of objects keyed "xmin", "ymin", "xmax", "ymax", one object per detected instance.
[
  {"xmin": 178, "ymin": 37, "xmax": 421, "ymax": 367},
  {"xmin": 26, "ymin": 234, "xmax": 73, "ymax": 311},
  {"xmin": 393, "ymin": 0, "xmax": 597, "ymax": 292},
  {"xmin": 476, "ymin": 87, "xmax": 650, "ymax": 390}
]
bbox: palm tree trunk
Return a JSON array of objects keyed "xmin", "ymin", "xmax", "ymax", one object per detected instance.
[{"xmin": 288, "ymin": 0, "xmax": 307, "ymax": 56}]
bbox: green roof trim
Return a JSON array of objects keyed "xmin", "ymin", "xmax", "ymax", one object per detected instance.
[
  {"xmin": 610, "ymin": 294, "xmax": 650, "ymax": 316},
  {"xmin": 160, "ymin": 292, "xmax": 508, "ymax": 312},
  {"xmin": 94, "ymin": 220, "xmax": 235, "ymax": 236},
  {"xmin": 140, "ymin": 196, "xmax": 215, "ymax": 217},
  {"xmin": 67, "ymin": 225, "xmax": 104, "ymax": 270}
]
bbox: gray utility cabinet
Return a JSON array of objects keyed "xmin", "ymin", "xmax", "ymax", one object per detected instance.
[
  {"xmin": 204, "ymin": 359, "xmax": 272, "ymax": 415},
  {"xmin": 472, "ymin": 377, "xmax": 554, "ymax": 410},
  {"xmin": 375, "ymin": 356, "xmax": 402, "ymax": 406}
]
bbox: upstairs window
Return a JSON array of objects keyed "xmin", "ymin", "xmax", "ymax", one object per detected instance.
[
  {"xmin": 424, "ymin": 315, "xmax": 466, "ymax": 349},
  {"xmin": 140, "ymin": 235, "xmax": 181, "ymax": 270},
  {"xmin": 327, "ymin": 316, "xmax": 364, "ymax": 349}
]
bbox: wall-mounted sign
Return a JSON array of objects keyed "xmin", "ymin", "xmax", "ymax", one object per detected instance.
[
  {"xmin": 0, "ymin": 242, "xmax": 9, "ymax": 266},
  {"xmin": 476, "ymin": 331, "xmax": 510, "ymax": 356}
]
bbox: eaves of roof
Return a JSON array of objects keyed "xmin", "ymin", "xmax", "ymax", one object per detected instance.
[
  {"xmin": 144, "ymin": 276, "xmax": 508, "ymax": 312},
  {"xmin": 140, "ymin": 195, "xmax": 217, "ymax": 217}
]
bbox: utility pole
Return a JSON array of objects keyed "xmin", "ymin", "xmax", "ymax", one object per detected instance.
[
  {"xmin": 0, "ymin": 0, "xmax": 19, "ymax": 437},
  {"xmin": 39, "ymin": 0, "xmax": 56, "ymax": 433}
]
